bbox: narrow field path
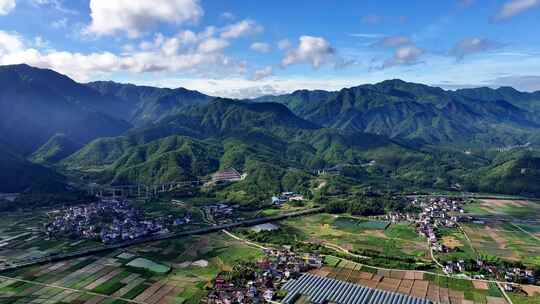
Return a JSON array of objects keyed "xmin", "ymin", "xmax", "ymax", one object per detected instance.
[
  {"xmin": 510, "ymin": 222, "xmax": 540, "ymax": 243},
  {"xmin": 221, "ymin": 229, "xmax": 268, "ymax": 250},
  {"xmin": 428, "ymin": 240, "xmax": 445, "ymax": 271},
  {"xmin": 497, "ymin": 282, "xmax": 514, "ymax": 304},
  {"xmin": 456, "ymin": 222, "xmax": 479, "ymax": 259},
  {"xmin": 318, "ymin": 242, "xmax": 369, "ymax": 259}
]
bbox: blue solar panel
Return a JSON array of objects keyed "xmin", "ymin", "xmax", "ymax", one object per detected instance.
[{"xmin": 281, "ymin": 274, "xmax": 433, "ymax": 304}]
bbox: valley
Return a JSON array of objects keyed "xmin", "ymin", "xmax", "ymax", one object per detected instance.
[
  {"xmin": 2, "ymin": 0, "xmax": 540, "ymax": 302},
  {"xmin": 0, "ymin": 65, "xmax": 540, "ymax": 304}
]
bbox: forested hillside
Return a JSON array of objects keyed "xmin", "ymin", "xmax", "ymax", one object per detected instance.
[
  {"xmin": 0, "ymin": 64, "xmax": 539, "ymax": 198},
  {"xmin": 256, "ymin": 79, "xmax": 540, "ymax": 148}
]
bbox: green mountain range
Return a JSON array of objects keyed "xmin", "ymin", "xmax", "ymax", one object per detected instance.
[
  {"xmin": 30, "ymin": 133, "xmax": 82, "ymax": 165},
  {"xmin": 0, "ymin": 142, "xmax": 66, "ymax": 193},
  {"xmin": 0, "ymin": 64, "xmax": 539, "ymax": 197},
  {"xmin": 256, "ymin": 79, "xmax": 540, "ymax": 148},
  {"xmin": 86, "ymin": 81, "xmax": 213, "ymax": 126},
  {"xmin": 0, "ymin": 64, "xmax": 131, "ymax": 156}
]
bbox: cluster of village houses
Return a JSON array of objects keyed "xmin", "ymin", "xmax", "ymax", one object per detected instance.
[
  {"xmin": 385, "ymin": 197, "xmax": 538, "ymax": 287},
  {"xmin": 45, "ymin": 199, "xmax": 191, "ymax": 244},
  {"xmin": 206, "ymin": 248, "xmax": 323, "ymax": 304},
  {"xmin": 413, "ymin": 197, "xmax": 463, "ymax": 255}
]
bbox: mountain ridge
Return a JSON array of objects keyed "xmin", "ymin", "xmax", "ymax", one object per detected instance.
[{"xmin": 1, "ymin": 64, "xmax": 539, "ymax": 197}]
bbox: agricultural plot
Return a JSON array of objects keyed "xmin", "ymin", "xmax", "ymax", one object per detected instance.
[
  {"xmin": 465, "ymin": 199, "xmax": 540, "ymax": 220},
  {"xmin": 333, "ymin": 216, "xmax": 390, "ymax": 232},
  {"xmin": 435, "ymin": 228, "xmax": 477, "ymax": 263},
  {"xmin": 462, "ymin": 221, "xmax": 540, "ymax": 266},
  {"xmin": 317, "ymin": 262, "xmax": 511, "ymax": 304},
  {"xmin": 282, "ymin": 213, "xmax": 429, "ymax": 260},
  {"xmin": 0, "ymin": 231, "xmax": 263, "ymax": 304},
  {"xmin": 126, "ymin": 258, "xmax": 170, "ymax": 274},
  {"xmin": 0, "ymin": 211, "xmax": 104, "ymax": 266},
  {"xmin": 462, "ymin": 199, "xmax": 540, "ymax": 266}
]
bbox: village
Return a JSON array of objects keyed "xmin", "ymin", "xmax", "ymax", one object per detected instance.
[
  {"xmin": 385, "ymin": 197, "xmax": 538, "ymax": 288},
  {"xmin": 45, "ymin": 198, "xmax": 192, "ymax": 244},
  {"xmin": 206, "ymin": 248, "xmax": 323, "ymax": 303}
]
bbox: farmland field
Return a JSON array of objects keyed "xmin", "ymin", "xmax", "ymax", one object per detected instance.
[
  {"xmin": 465, "ymin": 199, "xmax": 540, "ymax": 219},
  {"xmin": 126, "ymin": 257, "xmax": 171, "ymax": 274},
  {"xmin": 315, "ymin": 260, "xmax": 511, "ymax": 304},
  {"xmin": 333, "ymin": 216, "xmax": 390, "ymax": 232},
  {"xmin": 435, "ymin": 228, "xmax": 477, "ymax": 263},
  {"xmin": 462, "ymin": 199, "xmax": 540, "ymax": 266},
  {"xmin": 0, "ymin": 211, "xmax": 106, "ymax": 266},
  {"xmin": 0, "ymin": 231, "xmax": 263, "ymax": 304},
  {"xmin": 279, "ymin": 213, "xmax": 429, "ymax": 261},
  {"xmin": 462, "ymin": 221, "xmax": 540, "ymax": 266}
]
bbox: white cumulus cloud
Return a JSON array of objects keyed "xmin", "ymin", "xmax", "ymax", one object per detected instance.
[
  {"xmin": 493, "ymin": 0, "xmax": 539, "ymax": 21},
  {"xmin": 86, "ymin": 0, "xmax": 203, "ymax": 37},
  {"xmin": 383, "ymin": 45, "xmax": 424, "ymax": 68},
  {"xmin": 372, "ymin": 35, "xmax": 411, "ymax": 48},
  {"xmin": 0, "ymin": 29, "xmax": 245, "ymax": 82},
  {"xmin": 198, "ymin": 37, "xmax": 229, "ymax": 53},
  {"xmin": 220, "ymin": 19, "xmax": 263, "ymax": 39},
  {"xmin": 277, "ymin": 39, "xmax": 292, "ymax": 50},
  {"xmin": 282, "ymin": 36, "xmax": 336, "ymax": 68},
  {"xmin": 0, "ymin": 0, "xmax": 15, "ymax": 15},
  {"xmin": 250, "ymin": 42, "xmax": 270, "ymax": 53}
]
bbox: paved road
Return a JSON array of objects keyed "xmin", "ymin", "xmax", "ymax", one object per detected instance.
[{"xmin": 0, "ymin": 207, "xmax": 323, "ymax": 272}]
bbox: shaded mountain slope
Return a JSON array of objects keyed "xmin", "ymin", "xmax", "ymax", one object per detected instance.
[
  {"xmin": 0, "ymin": 143, "xmax": 66, "ymax": 193},
  {"xmin": 86, "ymin": 81, "xmax": 213, "ymax": 125},
  {"xmin": 30, "ymin": 134, "xmax": 82, "ymax": 165},
  {"xmin": 0, "ymin": 64, "xmax": 131, "ymax": 155}
]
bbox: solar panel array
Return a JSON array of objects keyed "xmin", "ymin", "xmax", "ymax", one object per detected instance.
[{"xmin": 281, "ymin": 273, "xmax": 433, "ymax": 304}]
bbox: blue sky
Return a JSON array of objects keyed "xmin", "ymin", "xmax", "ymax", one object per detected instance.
[{"xmin": 0, "ymin": 0, "xmax": 539, "ymax": 97}]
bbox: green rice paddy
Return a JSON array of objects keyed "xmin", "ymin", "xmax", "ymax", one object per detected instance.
[
  {"xmin": 333, "ymin": 216, "xmax": 390, "ymax": 232},
  {"xmin": 126, "ymin": 258, "xmax": 171, "ymax": 274}
]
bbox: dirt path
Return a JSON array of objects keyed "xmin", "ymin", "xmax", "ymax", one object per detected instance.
[
  {"xmin": 510, "ymin": 222, "xmax": 540, "ymax": 243},
  {"xmin": 456, "ymin": 223, "xmax": 479, "ymax": 259},
  {"xmin": 319, "ymin": 242, "xmax": 369, "ymax": 259},
  {"xmin": 428, "ymin": 240, "xmax": 446, "ymax": 272},
  {"xmin": 221, "ymin": 230, "xmax": 268, "ymax": 250},
  {"xmin": 497, "ymin": 282, "xmax": 514, "ymax": 304}
]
